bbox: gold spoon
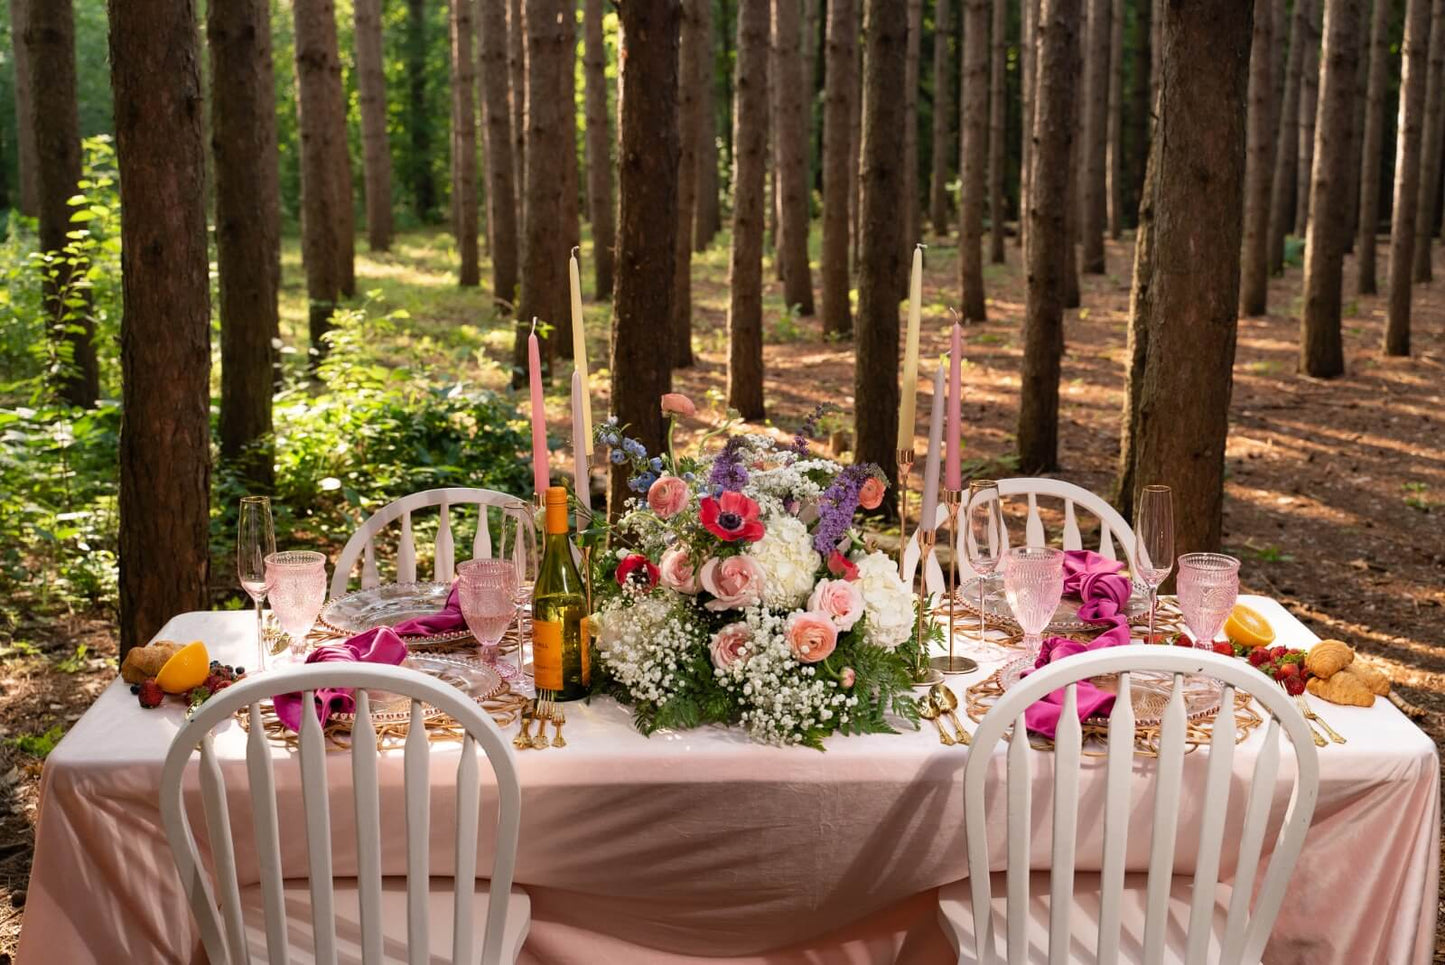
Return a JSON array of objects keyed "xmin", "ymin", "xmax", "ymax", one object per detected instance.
[
  {"xmin": 930, "ymin": 683, "xmax": 972, "ymax": 746},
  {"xmin": 918, "ymin": 698, "xmax": 955, "ymax": 746}
]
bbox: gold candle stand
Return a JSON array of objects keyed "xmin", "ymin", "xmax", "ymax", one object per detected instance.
[
  {"xmin": 912, "ymin": 528, "xmax": 945, "ymax": 685},
  {"xmin": 930, "ymin": 489, "xmax": 978, "ymax": 675},
  {"xmin": 896, "ymin": 448, "xmax": 915, "ymax": 578}
]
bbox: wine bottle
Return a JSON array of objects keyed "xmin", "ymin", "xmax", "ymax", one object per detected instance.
[{"xmin": 531, "ymin": 486, "xmax": 590, "ymax": 701}]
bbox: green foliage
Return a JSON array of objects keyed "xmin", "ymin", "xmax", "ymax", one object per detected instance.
[
  {"xmin": 7, "ymin": 724, "xmax": 65, "ymax": 758},
  {"xmin": 1283, "ymin": 236, "xmax": 1306, "ymax": 269},
  {"xmin": 1403, "ymin": 482, "xmax": 1432, "ymax": 512}
]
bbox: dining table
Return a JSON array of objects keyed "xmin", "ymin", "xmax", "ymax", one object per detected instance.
[{"xmin": 15, "ymin": 594, "xmax": 1440, "ymax": 964}]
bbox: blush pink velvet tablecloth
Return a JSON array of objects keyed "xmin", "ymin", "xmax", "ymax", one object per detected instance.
[{"xmin": 16, "ymin": 597, "xmax": 1439, "ymax": 964}]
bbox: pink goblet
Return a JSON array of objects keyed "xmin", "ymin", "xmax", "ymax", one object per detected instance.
[
  {"xmin": 264, "ymin": 551, "xmax": 328, "ymax": 662},
  {"xmin": 457, "ymin": 558, "xmax": 519, "ymax": 675},
  {"xmin": 1176, "ymin": 552, "xmax": 1240, "ymax": 648},
  {"xmin": 1002, "ymin": 546, "xmax": 1065, "ymax": 660}
]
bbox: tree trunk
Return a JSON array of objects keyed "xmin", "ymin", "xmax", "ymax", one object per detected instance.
[
  {"xmin": 560, "ymin": 1, "xmax": 581, "ymax": 330},
  {"xmin": 109, "ymin": 0, "xmax": 212, "ymax": 656},
  {"xmin": 293, "ymin": 0, "xmax": 354, "ymax": 361},
  {"xmin": 1301, "ymin": 0, "xmax": 1363, "ymax": 377},
  {"xmin": 509, "ymin": 0, "xmax": 527, "ymax": 241},
  {"xmin": 405, "ymin": 0, "xmax": 437, "ymax": 222},
  {"xmin": 695, "ymin": 0, "xmax": 722, "ymax": 249},
  {"xmin": 854, "ymin": 0, "xmax": 907, "ymax": 490},
  {"xmin": 1114, "ymin": 0, "xmax": 1249, "ymax": 551},
  {"xmin": 958, "ymin": 0, "xmax": 988, "ymax": 319},
  {"xmin": 774, "ymin": 0, "xmax": 817, "ymax": 313},
  {"xmin": 24, "ymin": 0, "xmax": 98, "ymax": 407},
  {"xmin": 450, "ymin": 0, "xmax": 481, "ymax": 287},
  {"xmin": 1125, "ymin": 0, "xmax": 1150, "ymax": 215},
  {"xmin": 729, "ymin": 0, "xmax": 769, "ymax": 419},
  {"xmin": 584, "ymin": 0, "xmax": 615, "ymax": 299},
  {"xmin": 1239, "ymin": 0, "xmax": 1276, "ymax": 316},
  {"xmin": 850, "ymin": 25, "xmax": 863, "ymax": 276},
  {"xmin": 1411, "ymin": 0, "xmax": 1445, "ymax": 281},
  {"xmin": 1020, "ymin": 0, "xmax": 1040, "ymax": 250},
  {"xmin": 1063, "ymin": 60, "xmax": 1081, "ymax": 308},
  {"xmin": 210, "ymin": 0, "xmax": 280, "ymax": 489},
  {"xmin": 673, "ymin": 0, "xmax": 701, "ymax": 366},
  {"xmin": 10, "ymin": 0, "xmax": 38, "ymax": 216},
  {"xmin": 1294, "ymin": 0, "xmax": 1321, "ymax": 237},
  {"xmin": 1104, "ymin": 0, "xmax": 1123, "ymax": 239},
  {"xmin": 929, "ymin": 0, "xmax": 953, "ymax": 235},
  {"xmin": 1343, "ymin": 23, "xmax": 1368, "ymax": 251},
  {"xmin": 1356, "ymin": 0, "xmax": 1390, "ymax": 294},
  {"xmin": 821, "ymin": 0, "xmax": 856, "ymax": 335},
  {"xmin": 1149, "ymin": 0, "xmax": 1161, "ymax": 112},
  {"xmin": 1267, "ymin": 0, "xmax": 1309, "ymax": 273},
  {"xmin": 1385, "ymin": 0, "xmax": 1432, "ymax": 355},
  {"xmin": 987, "ymin": 0, "xmax": 1007, "ymax": 262},
  {"xmin": 903, "ymin": 0, "xmax": 923, "ymax": 270},
  {"xmin": 479, "ymin": 0, "xmax": 520, "ymax": 310},
  {"xmin": 354, "ymin": 0, "xmax": 393, "ymax": 252},
  {"xmin": 1079, "ymin": 0, "xmax": 1109, "ymax": 273},
  {"xmin": 515, "ymin": 0, "xmax": 570, "ymax": 385},
  {"xmin": 1017, "ymin": 0, "xmax": 1077, "ymax": 472}
]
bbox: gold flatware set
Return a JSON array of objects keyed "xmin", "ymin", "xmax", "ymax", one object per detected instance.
[{"xmin": 514, "ymin": 689, "xmax": 567, "ymax": 750}]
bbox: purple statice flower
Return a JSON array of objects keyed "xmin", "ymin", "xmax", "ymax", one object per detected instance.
[
  {"xmin": 812, "ymin": 465, "xmax": 871, "ymax": 555},
  {"xmin": 791, "ymin": 403, "xmax": 834, "ymax": 456},
  {"xmin": 708, "ymin": 435, "xmax": 750, "ymax": 493}
]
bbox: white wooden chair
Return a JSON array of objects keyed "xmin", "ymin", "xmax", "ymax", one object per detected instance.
[
  {"xmin": 902, "ymin": 478, "xmax": 1139, "ymax": 595},
  {"xmin": 331, "ymin": 488, "xmax": 533, "ymax": 599},
  {"xmin": 938, "ymin": 647, "xmax": 1320, "ymax": 965},
  {"xmin": 159, "ymin": 663, "xmax": 530, "ymax": 965}
]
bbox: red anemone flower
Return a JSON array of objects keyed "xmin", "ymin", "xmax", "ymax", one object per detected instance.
[
  {"xmin": 699, "ymin": 491, "xmax": 766, "ymax": 543},
  {"xmin": 615, "ymin": 553, "xmax": 660, "ymax": 591},
  {"xmin": 826, "ymin": 550, "xmax": 859, "ymax": 581}
]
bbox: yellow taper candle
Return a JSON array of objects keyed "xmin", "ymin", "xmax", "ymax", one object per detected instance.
[
  {"xmin": 569, "ymin": 248, "xmax": 594, "ymax": 454},
  {"xmin": 896, "ymin": 244, "xmax": 924, "ymax": 450}
]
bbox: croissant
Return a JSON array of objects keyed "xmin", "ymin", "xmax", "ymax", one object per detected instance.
[
  {"xmin": 120, "ymin": 640, "xmax": 181, "ymax": 684},
  {"xmin": 1307, "ymin": 669, "xmax": 1374, "ymax": 707},
  {"xmin": 1346, "ymin": 661, "xmax": 1390, "ymax": 696},
  {"xmin": 1305, "ymin": 639, "xmax": 1354, "ymax": 679}
]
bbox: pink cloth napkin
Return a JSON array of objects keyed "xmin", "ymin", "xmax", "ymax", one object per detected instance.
[
  {"xmin": 1022, "ymin": 550, "xmax": 1134, "ymax": 738},
  {"xmin": 273, "ymin": 584, "xmax": 462, "ymax": 730}
]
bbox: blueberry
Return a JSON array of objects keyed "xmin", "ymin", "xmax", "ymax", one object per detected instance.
[
  {"xmin": 234, "ymin": 666, "xmax": 245, "ymax": 676},
  {"xmin": 130, "ymin": 684, "xmax": 139, "ymax": 694}
]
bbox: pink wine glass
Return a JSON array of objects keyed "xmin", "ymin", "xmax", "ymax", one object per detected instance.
[
  {"xmin": 457, "ymin": 558, "xmax": 519, "ymax": 677},
  {"xmin": 265, "ymin": 551, "xmax": 327, "ymax": 662},
  {"xmin": 1176, "ymin": 552, "xmax": 1240, "ymax": 648},
  {"xmin": 1002, "ymin": 546, "xmax": 1065, "ymax": 660}
]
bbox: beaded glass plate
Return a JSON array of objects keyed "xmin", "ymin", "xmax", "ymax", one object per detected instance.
[
  {"xmin": 328, "ymin": 652, "xmax": 506, "ymax": 727},
  {"xmin": 997, "ymin": 654, "xmax": 1223, "ymax": 727},
  {"xmin": 954, "ymin": 576, "xmax": 1151, "ymax": 634},
  {"xmin": 318, "ymin": 581, "xmax": 472, "ymax": 645}
]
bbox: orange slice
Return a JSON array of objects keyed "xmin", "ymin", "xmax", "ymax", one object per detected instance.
[
  {"xmin": 156, "ymin": 640, "xmax": 210, "ymax": 694},
  {"xmin": 1224, "ymin": 604, "xmax": 1275, "ymax": 649}
]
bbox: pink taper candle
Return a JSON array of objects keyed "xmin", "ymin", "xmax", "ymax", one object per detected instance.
[
  {"xmin": 527, "ymin": 319, "xmax": 550, "ymax": 495},
  {"xmin": 946, "ymin": 322, "xmax": 963, "ymax": 491}
]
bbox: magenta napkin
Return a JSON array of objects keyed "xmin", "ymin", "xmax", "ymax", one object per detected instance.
[
  {"xmin": 1022, "ymin": 550, "xmax": 1134, "ymax": 738},
  {"xmin": 391, "ymin": 583, "xmax": 465, "ymax": 636}
]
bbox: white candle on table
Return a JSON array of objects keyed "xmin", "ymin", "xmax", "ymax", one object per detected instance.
[
  {"xmin": 919, "ymin": 361, "xmax": 945, "ymax": 533},
  {"xmin": 571, "ymin": 370, "xmax": 590, "ymax": 531},
  {"xmin": 896, "ymin": 245, "xmax": 924, "ymax": 452},
  {"xmin": 569, "ymin": 250, "xmax": 594, "ymax": 455}
]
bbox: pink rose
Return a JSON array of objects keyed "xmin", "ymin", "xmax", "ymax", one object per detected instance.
[
  {"xmin": 659, "ymin": 545, "xmax": 700, "ymax": 593},
  {"xmin": 839, "ymin": 667, "xmax": 856, "ymax": 688},
  {"xmin": 647, "ymin": 475, "xmax": 690, "ymax": 519},
  {"xmin": 858, "ymin": 477, "xmax": 886, "ymax": 511},
  {"xmin": 699, "ymin": 556, "xmax": 766, "ymax": 611},
  {"xmin": 661, "ymin": 393, "xmax": 697, "ymax": 418},
  {"xmin": 808, "ymin": 578, "xmax": 864, "ymax": 631},
  {"xmin": 785, "ymin": 611, "xmax": 838, "ymax": 664},
  {"xmin": 710, "ymin": 622, "xmax": 753, "ymax": 669}
]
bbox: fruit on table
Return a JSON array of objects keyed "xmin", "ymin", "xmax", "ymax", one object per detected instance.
[
  {"xmin": 1224, "ymin": 604, "xmax": 1275, "ymax": 648},
  {"xmin": 136, "ymin": 678, "xmax": 165, "ymax": 709},
  {"xmin": 120, "ymin": 639, "xmax": 182, "ymax": 684},
  {"xmin": 155, "ymin": 641, "xmax": 210, "ymax": 694}
]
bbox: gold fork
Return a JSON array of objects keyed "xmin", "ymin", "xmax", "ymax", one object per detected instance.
[
  {"xmin": 513, "ymin": 701, "xmax": 535, "ymax": 750},
  {"xmin": 1279, "ymin": 683, "xmax": 1327, "ymax": 746},
  {"xmin": 1295, "ymin": 693, "xmax": 1345, "ymax": 744},
  {"xmin": 551, "ymin": 706, "xmax": 567, "ymax": 748},
  {"xmin": 531, "ymin": 692, "xmax": 553, "ymax": 750}
]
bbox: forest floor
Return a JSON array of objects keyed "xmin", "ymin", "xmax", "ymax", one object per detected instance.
[{"xmin": 0, "ymin": 225, "xmax": 1442, "ymax": 959}]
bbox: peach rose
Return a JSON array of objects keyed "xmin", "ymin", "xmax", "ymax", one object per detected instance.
[
  {"xmin": 858, "ymin": 477, "xmax": 886, "ymax": 511},
  {"xmin": 808, "ymin": 578, "xmax": 864, "ymax": 631},
  {"xmin": 839, "ymin": 667, "xmax": 856, "ymax": 688},
  {"xmin": 699, "ymin": 556, "xmax": 766, "ymax": 611},
  {"xmin": 785, "ymin": 611, "xmax": 838, "ymax": 663},
  {"xmin": 659, "ymin": 545, "xmax": 700, "ymax": 594},
  {"xmin": 647, "ymin": 475, "xmax": 690, "ymax": 519},
  {"xmin": 661, "ymin": 393, "xmax": 697, "ymax": 418},
  {"xmin": 710, "ymin": 622, "xmax": 753, "ymax": 669}
]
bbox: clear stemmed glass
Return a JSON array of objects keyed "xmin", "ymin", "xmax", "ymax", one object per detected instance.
[
  {"xmin": 264, "ymin": 551, "xmax": 328, "ymax": 661},
  {"xmin": 965, "ymin": 480, "xmax": 1005, "ymax": 645},
  {"xmin": 237, "ymin": 497, "xmax": 276, "ymax": 673},
  {"xmin": 457, "ymin": 558, "xmax": 519, "ymax": 675},
  {"xmin": 1002, "ymin": 546, "xmax": 1065, "ymax": 660},
  {"xmin": 1176, "ymin": 553, "xmax": 1240, "ymax": 648},
  {"xmin": 500, "ymin": 507, "xmax": 536, "ymax": 678},
  {"xmin": 1134, "ymin": 484, "xmax": 1175, "ymax": 645}
]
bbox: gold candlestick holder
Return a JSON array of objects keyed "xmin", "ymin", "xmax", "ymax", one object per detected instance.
[
  {"xmin": 930, "ymin": 489, "xmax": 978, "ymax": 675},
  {"xmin": 912, "ymin": 528, "xmax": 945, "ymax": 685},
  {"xmin": 896, "ymin": 448, "xmax": 915, "ymax": 578}
]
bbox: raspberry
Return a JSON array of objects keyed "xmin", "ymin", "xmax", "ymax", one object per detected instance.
[
  {"xmin": 1248, "ymin": 648, "xmax": 1271, "ymax": 667},
  {"xmin": 137, "ymin": 679, "xmax": 164, "ymax": 709},
  {"xmin": 1283, "ymin": 676, "xmax": 1306, "ymax": 696},
  {"xmin": 1211, "ymin": 641, "xmax": 1234, "ymax": 657}
]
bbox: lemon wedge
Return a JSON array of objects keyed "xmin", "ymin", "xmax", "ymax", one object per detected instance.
[
  {"xmin": 156, "ymin": 640, "xmax": 210, "ymax": 694},
  {"xmin": 1224, "ymin": 604, "xmax": 1275, "ymax": 649}
]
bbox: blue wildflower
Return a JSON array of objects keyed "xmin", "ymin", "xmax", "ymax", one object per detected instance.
[
  {"xmin": 610, "ymin": 449, "xmax": 626, "ymax": 464},
  {"xmin": 649, "ymin": 457, "xmax": 663, "ymax": 472}
]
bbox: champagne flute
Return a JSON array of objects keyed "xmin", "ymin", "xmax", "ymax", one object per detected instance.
[
  {"xmin": 265, "ymin": 551, "xmax": 328, "ymax": 660},
  {"xmin": 1002, "ymin": 546, "xmax": 1065, "ymax": 660},
  {"xmin": 1177, "ymin": 553, "xmax": 1240, "ymax": 648},
  {"xmin": 1134, "ymin": 484, "xmax": 1174, "ymax": 645},
  {"xmin": 500, "ymin": 506, "xmax": 536, "ymax": 679},
  {"xmin": 237, "ymin": 496, "xmax": 275, "ymax": 672},
  {"xmin": 457, "ymin": 559, "xmax": 519, "ymax": 676},
  {"xmin": 965, "ymin": 480, "xmax": 1005, "ymax": 645}
]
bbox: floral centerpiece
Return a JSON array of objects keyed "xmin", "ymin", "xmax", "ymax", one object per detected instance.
[{"xmin": 586, "ymin": 395, "xmax": 923, "ymax": 747}]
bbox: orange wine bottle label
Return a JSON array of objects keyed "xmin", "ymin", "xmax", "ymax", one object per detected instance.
[{"xmin": 533, "ymin": 619, "xmax": 564, "ymax": 690}]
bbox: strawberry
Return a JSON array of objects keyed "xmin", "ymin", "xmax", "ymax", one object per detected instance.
[
  {"xmin": 137, "ymin": 678, "xmax": 164, "ymax": 709},
  {"xmin": 1212, "ymin": 641, "xmax": 1234, "ymax": 657},
  {"xmin": 203, "ymin": 673, "xmax": 230, "ymax": 694},
  {"xmin": 1248, "ymin": 648, "xmax": 1271, "ymax": 667},
  {"xmin": 1270, "ymin": 646, "xmax": 1287, "ymax": 660},
  {"xmin": 1174, "ymin": 634, "xmax": 1196, "ymax": 647},
  {"xmin": 1283, "ymin": 676, "xmax": 1306, "ymax": 696},
  {"xmin": 1278, "ymin": 663, "xmax": 1300, "ymax": 680}
]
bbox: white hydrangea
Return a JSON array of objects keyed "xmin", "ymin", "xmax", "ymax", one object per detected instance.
[
  {"xmin": 852, "ymin": 551, "xmax": 915, "ymax": 649},
  {"xmin": 745, "ymin": 515, "xmax": 822, "ymax": 610}
]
